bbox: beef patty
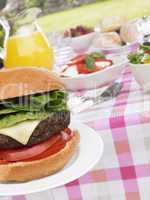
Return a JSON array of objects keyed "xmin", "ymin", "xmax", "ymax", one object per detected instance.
[{"xmin": 0, "ymin": 111, "xmax": 70, "ymax": 150}]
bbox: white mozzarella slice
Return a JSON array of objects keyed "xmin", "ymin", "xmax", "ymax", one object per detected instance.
[{"xmin": 95, "ymin": 61, "xmax": 111, "ymax": 68}]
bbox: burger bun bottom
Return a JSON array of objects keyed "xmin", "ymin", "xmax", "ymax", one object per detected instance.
[{"xmin": 0, "ymin": 132, "xmax": 80, "ymax": 182}]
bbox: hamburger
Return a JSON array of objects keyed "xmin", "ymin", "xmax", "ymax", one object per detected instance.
[{"xmin": 0, "ymin": 67, "xmax": 79, "ymax": 182}]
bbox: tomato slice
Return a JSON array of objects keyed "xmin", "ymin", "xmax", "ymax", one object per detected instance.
[
  {"xmin": 77, "ymin": 63, "xmax": 100, "ymax": 74},
  {"xmin": 65, "ymin": 55, "xmax": 112, "ymax": 74},
  {"xmin": 24, "ymin": 138, "xmax": 66, "ymax": 162},
  {"xmin": 68, "ymin": 55, "xmax": 86, "ymax": 66},
  {"xmin": 0, "ymin": 134, "xmax": 61, "ymax": 162},
  {"xmin": 145, "ymin": 50, "xmax": 150, "ymax": 54},
  {"xmin": 63, "ymin": 128, "xmax": 72, "ymax": 135},
  {"xmin": 0, "ymin": 160, "xmax": 9, "ymax": 164},
  {"xmin": 0, "ymin": 129, "xmax": 73, "ymax": 163}
]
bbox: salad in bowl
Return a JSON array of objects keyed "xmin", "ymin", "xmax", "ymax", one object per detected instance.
[
  {"xmin": 60, "ymin": 52, "xmax": 113, "ymax": 77},
  {"xmin": 128, "ymin": 43, "xmax": 150, "ymax": 92},
  {"xmin": 58, "ymin": 52, "xmax": 127, "ymax": 91}
]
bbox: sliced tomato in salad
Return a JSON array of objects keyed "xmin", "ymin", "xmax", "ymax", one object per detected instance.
[
  {"xmin": 77, "ymin": 59, "xmax": 112, "ymax": 74},
  {"xmin": 77, "ymin": 63, "xmax": 100, "ymax": 74},
  {"xmin": 68, "ymin": 55, "xmax": 86, "ymax": 66},
  {"xmin": 145, "ymin": 50, "xmax": 150, "ymax": 54},
  {"xmin": 70, "ymin": 55, "xmax": 86, "ymax": 63},
  {"xmin": 61, "ymin": 53, "xmax": 113, "ymax": 75},
  {"xmin": 0, "ymin": 128, "xmax": 74, "ymax": 163}
]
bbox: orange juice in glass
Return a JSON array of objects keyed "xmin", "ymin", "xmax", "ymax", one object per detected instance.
[{"xmin": 4, "ymin": 23, "xmax": 54, "ymax": 70}]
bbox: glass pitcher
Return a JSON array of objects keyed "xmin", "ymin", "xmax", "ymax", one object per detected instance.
[{"xmin": 0, "ymin": 17, "xmax": 54, "ymax": 70}]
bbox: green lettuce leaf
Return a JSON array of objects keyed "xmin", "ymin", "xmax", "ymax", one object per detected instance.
[
  {"xmin": 0, "ymin": 111, "xmax": 50, "ymax": 129},
  {"xmin": 140, "ymin": 44, "xmax": 150, "ymax": 51},
  {"xmin": 0, "ymin": 91, "xmax": 68, "ymax": 114},
  {"xmin": 0, "ymin": 108, "xmax": 18, "ymax": 115},
  {"xmin": 0, "ymin": 90, "xmax": 69, "ymax": 129},
  {"xmin": 128, "ymin": 53, "xmax": 144, "ymax": 64}
]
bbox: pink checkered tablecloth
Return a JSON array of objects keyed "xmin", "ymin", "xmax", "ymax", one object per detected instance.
[{"xmin": 3, "ymin": 66, "xmax": 150, "ymax": 200}]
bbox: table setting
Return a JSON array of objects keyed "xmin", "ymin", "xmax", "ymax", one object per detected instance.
[{"xmin": 0, "ymin": 14, "xmax": 150, "ymax": 200}]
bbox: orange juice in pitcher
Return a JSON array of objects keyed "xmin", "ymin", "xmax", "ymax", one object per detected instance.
[{"xmin": 4, "ymin": 23, "xmax": 54, "ymax": 70}]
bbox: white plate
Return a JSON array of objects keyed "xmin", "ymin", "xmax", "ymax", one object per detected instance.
[{"xmin": 0, "ymin": 121, "xmax": 103, "ymax": 196}]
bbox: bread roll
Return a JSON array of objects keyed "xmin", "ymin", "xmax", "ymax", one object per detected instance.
[
  {"xmin": 92, "ymin": 32, "xmax": 122, "ymax": 48},
  {"xmin": 100, "ymin": 16, "xmax": 126, "ymax": 32},
  {"xmin": 0, "ymin": 132, "xmax": 80, "ymax": 182},
  {"xmin": 120, "ymin": 22, "xmax": 140, "ymax": 43}
]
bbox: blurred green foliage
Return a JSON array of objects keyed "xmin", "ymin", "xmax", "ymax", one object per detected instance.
[
  {"xmin": 25, "ymin": 0, "xmax": 45, "ymax": 8},
  {"xmin": 0, "ymin": 26, "xmax": 5, "ymax": 47},
  {"xmin": 39, "ymin": 0, "xmax": 150, "ymax": 32},
  {"xmin": 0, "ymin": 0, "xmax": 6, "ymax": 10}
]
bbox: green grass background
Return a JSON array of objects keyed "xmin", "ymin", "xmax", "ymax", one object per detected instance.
[{"xmin": 38, "ymin": 0, "xmax": 150, "ymax": 32}]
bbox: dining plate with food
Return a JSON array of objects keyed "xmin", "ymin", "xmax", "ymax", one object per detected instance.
[
  {"xmin": 0, "ymin": 67, "xmax": 103, "ymax": 195},
  {"xmin": 89, "ymin": 16, "xmax": 139, "ymax": 54},
  {"xmin": 90, "ymin": 16, "xmax": 150, "ymax": 54},
  {"xmin": 59, "ymin": 52, "xmax": 127, "ymax": 91}
]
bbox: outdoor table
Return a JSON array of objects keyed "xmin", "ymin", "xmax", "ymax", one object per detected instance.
[{"xmin": 4, "ymin": 66, "xmax": 150, "ymax": 200}]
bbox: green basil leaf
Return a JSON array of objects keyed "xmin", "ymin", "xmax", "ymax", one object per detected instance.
[
  {"xmin": 90, "ymin": 52, "xmax": 105, "ymax": 59},
  {"xmin": 85, "ymin": 55, "xmax": 95, "ymax": 69}
]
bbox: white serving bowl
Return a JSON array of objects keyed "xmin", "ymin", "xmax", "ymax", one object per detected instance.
[
  {"xmin": 61, "ymin": 59, "xmax": 127, "ymax": 91},
  {"xmin": 129, "ymin": 63, "xmax": 150, "ymax": 93},
  {"xmin": 89, "ymin": 42, "xmax": 139, "ymax": 55},
  {"xmin": 70, "ymin": 32, "xmax": 98, "ymax": 53}
]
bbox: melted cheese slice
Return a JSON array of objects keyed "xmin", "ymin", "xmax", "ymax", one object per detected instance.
[{"xmin": 0, "ymin": 120, "xmax": 40, "ymax": 145}]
